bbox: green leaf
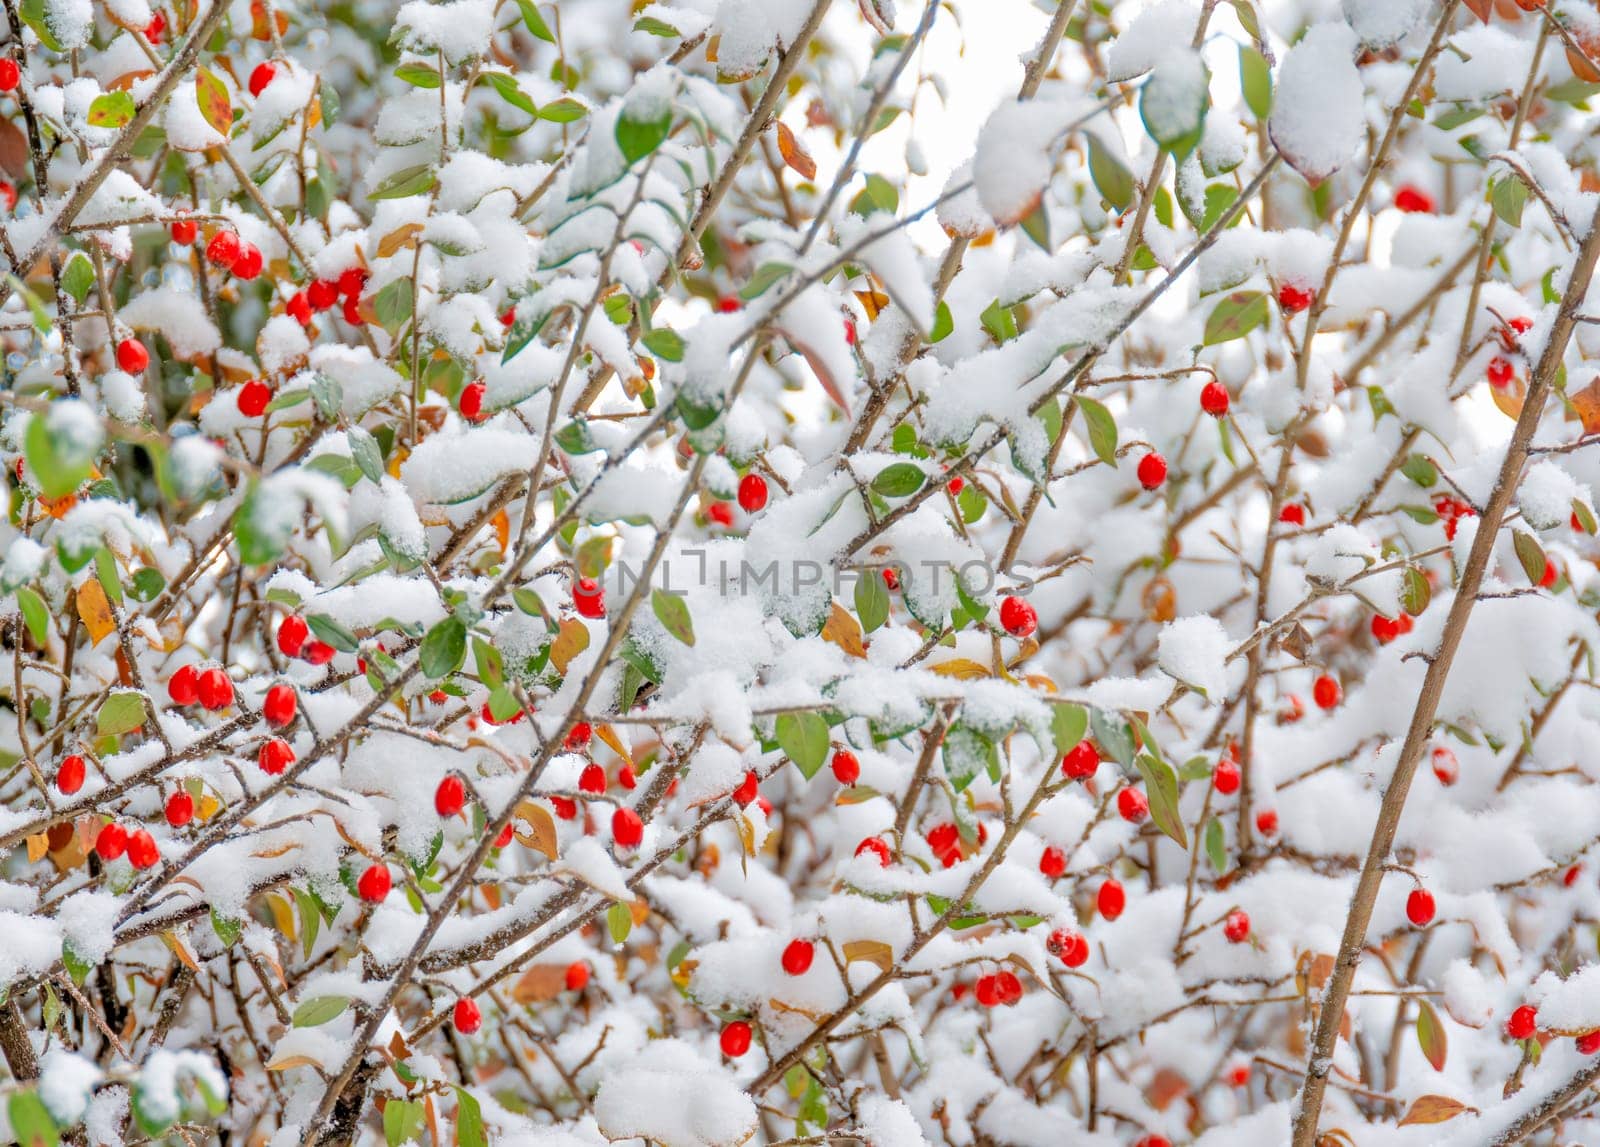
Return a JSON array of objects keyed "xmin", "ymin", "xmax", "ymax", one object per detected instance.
[
  {"xmin": 95, "ymin": 547, "xmax": 124, "ymax": 606},
  {"xmin": 848, "ymin": 173, "xmax": 899, "ymax": 217},
  {"xmin": 872, "ymin": 462, "xmax": 927, "ymax": 498},
  {"xmin": 942, "ymin": 723, "xmax": 997, "ymax": 793},
  {"xmin": 1239, "ymin": 45, "xmax": 1272, "ymax": 119},
  {"xmin": 855, "ymin": 568, "xmax": 889, "ymax": 633},
  {"xmin": 369, "ymin": 164, "xmax": 437, "ymax": 201},
  {"xmin": 1401, "ymin": 566, "xmax": 1431, "ymax": 617},
  {"xmin": 776, "ymin": 711, "xmax": 829, "ymax": 779},
  {"xmin": 373, "ymin": 278, "xmax": 414, "ymax": 334},
  {"xmin": 307, "ymin": 613, "xmax": 359, "ymax": 653},
  {"xmin": 1139, "ymin": 58, "xmax": 1209, "ymax": 160},
  {"xmin": 642, "ymin": 328, "xmax": 684, "ymax": 362},
  {"xmin": 1492, "ymin": 175, "xmax": 1528, "ymax": 229},
  {"xmin": 1400, "ymin": 453, "xmax": 1438, "ymax": 488},
  {"xmin": 514, "ymin": 0, "xmax": 554, "ymax": 41},
  {"xmin": 211, "ymin": 909, "xmax": 242, "ymax": 946},
  {"xmin": 420, "ymin": 616, "xmax": 468, "ymax": 679},
  {"xmin": 1512, "ymin": 529, "xmax": 1548, "ymax": 587},
  {"xmin": 739, "ymin": 261, "xmax": 793, "ymax": 300},
  {"xmin": 472, "ymin": 636, "xmax": 505, "ymax": 690},
  {"xmin": 554, "ymin": 420, "xmax": 601, "ymax": 455},
  {"xmin": 16, "ymin": 587, "xmax": 49, "ymax": 645},
  {"xmin": 97, "ymin": 692, "xmax": 146, "ymax": 737},
  {"xmin": 606, "ymin": 901, "xmax": 632, "ymax": 945},
  {"xmin": 292, "ymin": 996, "xmax": 349, "ymax": 1027},
  {"xmin": 651, "ymin": 588, "xmax": 695, "ymax": 646},
  {"xmin": 1075, "ymin": 395, "xmax": 1118, "ymax": 467},
  {"xmin": 1134, "ymin": 752, "xmax": 1187, "ymax": 848},
  {"xmin": 61, "ymin": 253, "xmax": 95, "ymax": 305},
  {"xmin": 9, "ymin": 1091, "xmax": 60, "ymax": 1147},
  {"xmin": 454, "ymin": 1087, "xmax": 487, "ymax": 1147},
  {"xmin": 479, "ymin": 71, "xmax": 536, "ymax": 115},
  {"xmin": 1050, "ymin": 701, "xmax": 1088, "ymax": 761},
  {"xmin": 1416, "ymin": 998, "xmax": 1448, "ymax": 1071},
  {"xmin": 1574, "ymin": 499, "xmax": 1598, "ymax": 536},
  {"xmin": 394, "ymin": 62, "xmax": 442, "ymax": 88},
  {"xmin": 348, "ymin": 427, "xmax": 385, "ymax": 484},
  {"xmin": 980, "ymin": 298, "xmax": 1017, "ymax": 342},
  {"xmin": 1087, "ymin": 134, "xmax": 1134, "ymax": 211},
  {"xmin": 87, "ymin": 90, "xmax": 136, "ymax": 129},
  {"xmin": 502, "ymin": 306, "xmax": 550, "ymax": 364},
  {"xmin": 25, "ymin": 411, "xmax": 96, "ymax": 499},
  {"xmin": 634, "ymin": 15, "xmax": 678, "ymax": 34},
  {"xmin": 384, "ymin": 1098, "xmax": 425, "ymax": 1146},
  {"xmin": 539, "ymin": 97, "xmax": 587, "ymax": 123},
  {"xmin": 1089, "ymin": 708, "xmax": 1135, "ymax": 768},
  {"xmin": 128, "ymin": 567, "xmax": 165, "ymax": 602},
  {"xmin": 1205, "ymin": 817, "xmax": 1228, "ymax": 873},
  {"xmin": 1204, "ymin": 290, "xmax": 1268, "ymax": 345},
  {"xmin": 930, "ymin": 301, "xmax": 953, "ymax": 343},
  {"xmin": 616, "ymin": 104, "xmax": 673, "ymax": 165}
]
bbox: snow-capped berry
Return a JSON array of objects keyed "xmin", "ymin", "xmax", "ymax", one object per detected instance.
[
  {"xmin": 1371, "ymin": 614, "xmax": 1399, "ymax": 643},
  {"xmin": 167, "ymin": 664, "xmax": 199, "ymax": 706},
  {"xmin": 1223, "ymin": 909, "xmax": 1251, "ymax": 943},
  {"xmin": 232, "ymin": 242, "xmax": 263, "ymax": 280},
  {"xmin": 56, "ymin": 755, "xmax": 86, "ymax": 795},
  {"xmin": 618, "ymin": 764, "xmax": 637, "ymax": 790},
  {"xmin": 1277, "ymin": 283, "xmax": 1314, "ymax": 313},
  {"xmin": 116, "ymin": 338, "xmax": 149, "ymax": 373},
  {"xmin": 1039, "ymin": 846, "xmax": 1066, "ymax": 879},
  {"xmin": 96, "ymin": 822, "xmax": 128, "ymax": 861},
  {"xmin": 1487, "ymin": 356, "xmax": 1514, "ymax": 387},
  {"xmin": 574, "ymin": 577, "xmax": 606, "ymax": 619},
  {"xmin": 0, "ymin": 59, "xmax": 18, "ymax": 93},
  {"xmin": 277, "ymin": 616, "xmax": 308, "ymax": 657},
  {"xmin": 259, "ymin": 738, "xmax": 294, "ymax": 774},
  {"xmin": 1137, "ymin": 452, "xmax": 1167, "ymax": 490},
  {"xmin": 1431, "ymin": 746, "xmax": 1459, "ymax": 786},
  {"xmin": 197, "ymin": 667, "xmax": 233, "ymax": 710},
  {"xmin": 612, "ymin": 807, "xmax": 644, "ymax": 847},
  {"xmin": 1312, "ymin": 674, "xmax": 1341, "ymax": 710},
  {"xmin": 781, "ymin": 939, "xmax": 815, "ymax": 976},
  {"xmin": 999, "ymin": 595, "xmax": 1037, "ymax": 638},
  {"xmin": 126, "ymin": 829, "xmax": 159, "ymax": 870},
  {"xmin": 459, "ymin": 380, "xmax": 487, "ymax": 421},
  {"xmin": 566, "ymin": 722, "xmax": 593, "ymax": 749},
  {"xmin": 307, "ymin": 279, "xmax": 339, "ymax": 311},
  {"xmin": 453, "ymin": 996, "xmax": 482, "ymax": 1034},
  {"xmin": 249, "ymin": 61, "xmax": 277, "ymax": 96},
  {"xmin": 435, "ymin": 776, "xmax": 466, "ymax": 817},
  {"xmin": 262, "ymin": 684, "xmax": 296, "ymax": 728},
  {"xmin": 1061, "ymin": 741, "xmax": 1099, "ymax": 779},
  {"xmin": 720, "ymin": 1020, "xmax": 752, "ymax": 1057},
  {"xmin": 737, "ymin": 473, "xmax": 769, "ymax": 512},
  {"xmin": 579, "ymin": 763, "xmax": 607, "ymax": 795},
  {"xmin": 304, "ymin": 640, "xmax": 335, "ymax": 665},
  {"xmin": 1579, "ymin": 1030, "xmax": 1600, "ymax": 1055},
  {"xmin": 1047, "ymin": 929, "xmax": 1089, "ymax": 967},
  {"xmin": 565, "ymin": 961, "xmax": 590, "ymax": 991},
  {"xmin": 1279, "ymin": 503, "xmax": 1306, "ymax": 526},
  {"xmin": 493, "ymin": 822, "xmax": 514, "ymax": 848},
  {"xmin": 170, "ymin": 213, "xmax": 198, "ymax": 245},
  {"xmin": 206, "ymin": 230, "xmax": 241, "ymax": 268},
  {"xmin": 552, "ymin": 796, "xmax": 578, "ymax": 820},
  {"xmin": 1507, "ymin": 1005, "xmax": 1538, "ymax": 1040},
  {"xmin": 732, "ymin": 770, "xmax": 759, "ymax": 807},
  {"xmin": 1117, "ymin": 787, "xmax": 1149, "ymax": 824},
  {"xmin": 1255, "ymin": 808, "xmax": 1279, "ymax": 836},
  {"xmin": 286, "ymin": 292, "xmax": 312, "ymax": 326},
  {"xmin": 338, "ymin": 267, "xmax": 369, "ymax": 297},
  {"xmin": 706, "ymin": 501, "xmax": 734, "ymax": 527},
  {"xmin": 831, "ymin": 749, "xmax": 860, "ymax": 785},
  {"xmin": 1394, "ymin": 184, "xmax": 1435, "ymax": 213},
  {"xmin": 357, "ymin": 864, "xmax": 391, "ymax": 902},
  {"xmin": 1213, "ymin": 759, "xmax": 1241, "ymax": 795},
  {"xmin": 237, "ymin": 379, "xmax": 272, "ymax": 417},
  {"xmin": 855, "ymin": 837, "xmax": 892, "ymax": 866},
  {"xmin": 1406, "ymin": 888, "xmax": 1436, "ymax": 927},
  {"xmin": 1097, "ymin": 878, "xmax": 1125, "ymax": 920},
  {"xmin": 1200, "ymin": 380, "xmax": 1230, "ymax": 416},
  {"xmin": 165, "ymin": 790, "xmax": 194, "ymax": 826}
]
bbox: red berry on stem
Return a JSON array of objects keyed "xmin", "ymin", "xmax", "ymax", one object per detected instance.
[
  {"xmin": 338, "ymin": 267, "xmax": 369, "ymax": 297},
  {"xmin": 551, "ymin": 795, "xmax": 577, "ymax": 821},
  {"xmin": 1047, "ymin": 928, "xmax": 1089, "ymax": 967},
  {"xmin": 1200, "ymin": 380, "xmax": 1230, "ymax": 416},
  {"xmin": 170, "ymin": 213, "xmax": 198, "ymax": 245},
  {"xmin": 707, "ymin": 501, "xmax": 734, "ymax": 527},
  {"xmin": 435, "ymin": 776, "xmax": 466, "ymax": 817},
  {"xmin": 1039, "ymin": 845, "xmax": 1066, "ymax": 879},
  {"xmin": 304, "ymin": 640, "xmax": 335, "ymax": 665},
  {"xmin": 716, "ymin": 296, "xmax": 742, "ymax": 314},
  {"xmin": 1277, "ymin": 282, "xmax": 1314, "ymax": 313},
  {"xmin": 1394, "ymin": 184, "xmax": 1436, "ymax": 213},
  {"xmin": 233, "ymin": 242, "xmax": 263, "ymax": 280},
  {"xmin": 277, "ymin": 615, "xmax": 308, "ymax": 657},
  {"xmin": 1134, "ymin": 1137, "xmax": 1172, "ymax": 1147},
  {"xmin": 127, "ymin": 829, "xmax": 159, "ymax": 869},
  {"xmin": 974, "ymin": 975, "xmax": 1000, "ymax": 1007},
  {"xmin": 1431, "ymin": 746, "xmax": 1459, "ymax": 786},
  {"xmin": 881, "ymin": 567, "xmax": 900, "ymax": 591},
  {"xmin": 565, "ymin": 961, "xmax": 590, "ymax": 991},
  {"xmin": 1117, "ymin": 787, "xmax": 1149, "ymax": 824},
  {"xmin": 357, "ymin": 864, "xmax": 391, "ymax": 902},
  {"xmin": 307, "ymin": 279, "xmax": 339, "ymax": 311},
  {"xmin": 57, "ymin": 754, "xmax": 86, "ymax": 795},
  {"xmin": 453, "ymin": 997, "xmax": 481, "ymax": 1034},
  {"xmin": 0, "ymin": 59, "xmax": 18, "ymax": 93},
  {"xmin": 262, "ymin": 684, "xmax": 296, "ymax": 728},
  {"xmin": 782, "ymin": 938, "xmax": 815, "ymax": 975},
  {"xmin": 1371, "ymin": 614, "xmax": 1399, "ymax": 644},
  {"xmin": 1312, "ymin": 674, "xmax": 1341, "ymax": 710},
  {"xmin": 1137, "ymin": 452, "xmax": 1167, "ymax": 490},
  {"xmin": 831, "ymin": 748, "xmax": 860, "ymax": 786},
  {"xmin": 1507, "ymin": 1005, "xmax": 1538, "ymax": 1040},
  {"xmin": 737, "ymin": 473, "xmax": 769, "ymax": 512},
  {"xmin": 1255, "ymin": 808, "xmax": 1279, "ymax": 837},
  {"xmin": 855, "ymin": 837, "xmax": 892, "ymax": 866},
  {"xmin": 720, "ymin": 1020, "xmax": 752, "ymax": 1057},
  {"xmin": 493, "ymin": 822, "xmax": 514, "ymax": 848},
  {"xmin": 574, "ymin": 577, "xmax": 606, "ymax": 619},
  {"xmin": 287, "ymin": 292, "xmax": 313, "ymax": 326},
  {"xmin": 1097, "ymin": 878, "xmax": 1125, "ymax": 920},
  {"xmin": 259, "ymin": 737, "xmax": 295, "ymax": 774},
  {"xmin": 613, "ymin": 806, "xmax": 644, "ymax": 848},
  {"xmin": 565, "ymin": 722, "xmax": 593, "ymax": 749},
  {"xmin": 994, "ymin": 970, "xmax": 1023, "ymax": 1005},
  {"xmin": 168, "ymin": 664, "xmax": 199, "ymax": 706},
  {"xmin": 1224, "ymin": 908, "xmax": 1251, "ymax": 943},
  {"xmin": 1406, "ymin": 888, "xmax": 1436, "ymax": 927},
  {"xmin": 0, "ymin": 182, "xmax": 14, "ymax": 213},
  {"xmin": 999, "ymin": 595, "xmax": 1037, "ymax": 638},
  {"xmin": 237, "ymin": 379, "xmax": 272, "ymax": 417},
  {"xmin": 249, "ymin": 61, "xmax": 277, "ymax": 96},
  {"xmin": 1487, "ymin": 356, "xmax": 1515, "ymax": 388},
  {"xmin": 579, "ymin": 763, "xmax": 606, "ymax": 795},
  {"xmin": 206, "ymin": 229, "xmax": 240, "ymax": 268},
  {"xmin": 116, "ymin": 338, "xmax": 150, "ymax": 373},
  {"xmin": 1213, "ymin": 759, "xmax": 1241, "ymax": 795},
  {"xmin": 144, "ymin": 11, "xmax": 165, "ymax": 41},
  {"xmin": 459, "ymin": 380, "xmax": 487, "ymax": 422},
  {"xmin": 96, "ymin": 822, "xmax": 128, "ymax": 861},
  {"xmin": 732, "ymin": 770, "xmax": 759, "ymax": 807},
  {"xmin": 197, "ymin": 667, "xmax": 233, "ymax": 710},
  {"xmin": 165, "ymin": 790, "xmax": 194, "ymax": 826},
  {"xmin": 1279, "ymin": 503, "xmax": 1306, "ymax": 526},
  {"xmin": 1062, "ymin": 741, "xmax": 1099, "ymax": 780},
  {"xmin": 1579, "ymin": 1030, "xmax": 1600, "ymax": 1055}
]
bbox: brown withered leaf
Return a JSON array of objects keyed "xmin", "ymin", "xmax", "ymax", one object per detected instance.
[
  {"xmin": 376, "ymin": 222, "xmax": 424, "ymax": 259},
  {"xmin": 775, "ymin": 122, "xmax": 817, "ymax": 181},
  {"xmin": 513, "ymin": 800, "xmax": 559, "ymax": 859},
  {"xmin": 1142, "ymin": 575, "xmax": 1176, "ymax": 623},
  {"xmin": 595, "ymin": 723, "xmax": 632, "ymax": 765},
  {"xmin": 0, "ymin": 117, "xmax": 30, "ymax": 179},
  {"xmin": 162, "ymin": 930, "xmax": 201, "ymax": 974},
  {"xmin": 821, "ymin": 601, "xmax": 866, "ymax": 658},
  {"xmin": 550, "ymin": 618, "xmax": 591, "ymax": 674},
  {"xmin": 1568, "ymin": 374, "xmax": 1600, "ymax": 434},
  {"xmin": 1491, "ymin": 375, "xmax": 1527, "ymax": 421},
  {"xmin": 266, "ymin": 1053, "xmax": 324, "ymax": 1071},
  {"xmin": 26, "ymin": 833, "xmax": 49, "ymax": 864},
  {"xmin": 510, "ymin": 964, "xmax": 569, "ymax": 1004},
  {"xmin": 841, "ymin": 939, "xmax": 895, "ymax": 974},
  {"xmin": 1399, "ymin": 1095, "xmax": 1474, "ymax": 1126}
]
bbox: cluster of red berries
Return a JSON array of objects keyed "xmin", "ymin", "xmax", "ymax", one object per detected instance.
[
  {"xmin": 973, "ymin": 969, "xmax": 1025, "ymax": 1007},
  {"xmin": 288, "ymin": 266, "xmax": 369, "ymax": 328},
  {"xmin": 1370, "ymin": 611, "xmax": 1416, "ymax": 644},
  {"xmin": 203, "ymin": 229, "xmax": 264, "ymax": 281},
  {"xmin": 96, "ymin": 821, "xmax": 160, "ymax": 869},
  {"xmin": 1046, "ymin": 928, "xmax": 1090, "ymax": 967},
  {"xmin": 276, "ymin": 615, "xmax": 336, "ymax": 665},
  {"xmin": 925, "ymin": 822, "xmax": 975, "ymax": 868},
  {"xmin": 168, "ymin": 664, "xmax": 236, "ymax": 709},
  {"xmin": 1431, "ymin": 493, "xmax": 1477, "ymax": 541}
]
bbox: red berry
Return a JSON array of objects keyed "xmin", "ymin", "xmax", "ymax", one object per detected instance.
[
  {"xmin": 737, "ymin": 473, "xmax": 769, "ymax": 513},
  {"xmin": 1431, "ymin": 746, "xmax": 1459, "ymax": 786},
  {"xmin": 170, "ymin": 213, "xmax": 198, "ymax": 245},
  {"xmin": 732, "ymin": 770, "xmax": 759, "ymax": 807},
  {"xmin": 1039, "ymin": 845, "xmax": 1066, "ymax": 879},
  {"xmin": 249, "ymin": 61, "xmax": 277, "ymax": 97},
  {"xmin": 1406, "ymin": 888, "xmax": 1436, "ymax": 927},
  {"xmin": 500, "ymin": 306, "xmax": 517, "ymax": 327},
  {"xmin": 565, "ymin": 961, "xmax": 590, "ymax": 991},
  {"xmin": 116, "ymin": 338, "xmax": 149, "ymax": 373},
  {"xmin": 781, "ymin": 938, "xmax": 815, "ymax": 976},
  {"xmin": 579, "ymin": 763, "xmax": 606, "ymax": 795},
  {"xmin": 1134, "ymin": 1137, "xmax": 1172, "ymax": 1147},
  {"xmin": 565, "ymin": 722, "xmax": 592, "ymax": 749},
  {"xmin": 494, "ymin": 822, "xmax": 514, "ymax": 848},
  {"xmin": 1280, "ymin": 695, "xmax": 1304, "ymax": 723},
  {"xmin": 435, "ymin": 776, "xmax": 466, "ymax": 816},
  {"xmin": 338, "ymin": 267, "xmax": 369, "ymax": 297},
  {"xmin": 1277, "ymin": 283, "xmax": 1315, "ymax": 313},
  {"xmin": 1567, "ymin": 864, "xmax": 1583, "ymax": 887},
  {"xmin": 0, "ymin": 182, "xmax": 13, "ymax": 213},
  {"xmin": 342, "ymin": 298, "xmax": 364, "ymax": 328},
  {"xmin": 1213, "ymin": 759, "xmax": 1241, "ymax": 795},
  {"xmin": 1540, "ymin": 558, "xmax": 1559, "ymax": 589},
  {"xmin": 307, "ymin": 279, "xmax": 339, "ymax": 311},
  {"xmin": 706, "ymin": 501, "xmax": 734, "ymax": 527},
  {"xmin": 1312, "ymin": 674, "xmax": 1341, "ymax": 710},
  {"xmin": 0, "ymin": 59, "xmax": 18, "ymax": 93},
  {"xmin": 881, "ymin": 567, "xmax": 899, "ymax": 591},
  {"xmin": 998, "ymin": 595, "xmax": 1037, "ymax": 638},
  {"xmin": 452, "ymin": 996, "xmax": 481, "ymax": 1034},
  {"xmin": 56, "ymin": 754, "xmax": 86, "ymax": 795},
  {"xmin": 96, "ymin": 822, "xmax": 128, "ymax": 861},
  {"xmin": 926, "ymin": 822, "xmax": 959, "ymax": 860},
  {"xmin": 1487, "ymin": 356, "xmax": 1514, "ymax": 388},
  {"xmin": 994, "ymin": 970, "xmax": 1023, "ymax": 1005},
  {"xmin": 619, "ymin": 764, "xmax": 637, "ymax": 789},
  {"xmin": 206, "ymin": 230, "xmax": 241, "ymax": 269},
  {"xmin": 716, "ymin": 296, "xmax": 742, "ymax": 314},
  {"xmin": 974, "ymin": 975, "xmax": 1000, "ymax": 1007},
  {"xmin": 831, "ymin": 748, "xmax": 860, "ymax": 786},
  {"xmin": 613, "ymin": 806, "xmax": 644, "ymax": 848},
  {"xmin": 947, "ymin": 474, "xmax": 965, "ymax": 495},
  {"xmin": 1097, "ymin": 878, "xmax": 1125, "ymax": 920},
  {"xmin": 459, "ymin": 380, "xmax": 487, "ymax": 422},
  {"xmin": 1255, "ymin": 808, "xmax": 1279, "ymax": 837},
  {"xmin": 165, "ymin": 790, "xmax": 194, "ymax": 826},
  {"xmin": 1226, "ymin": 1062, "xmax": 1251, "ymax": 1088},
  {"xmin": 1278, "ymin": 503, "xmax": 1306, "ymax": 526},
  {"xmin": 259, "ymin": 737, "xmax": 295, "ymax": 774},
  {"xmin": 167, "ymin": 664, "xmax": 199, "ymax": 706},
  {"xmin": 552, "ymin": 795, "xmax": 578, "ymax": 820},
  {"xmin": 720, "ymin": 1020, "xmax": 752, "ymax": 1057},
  {"xmin": 1223, "ymin": 908, "xmax": 1250, "ymax": 943},
  {"xmin": 286, "ymin": 292, "xmax": 312, "ymax": 326},
  {"xmin": 1061, "ymin": 741, "xmax": 1099, "ymax": 780},
  {"xmin": 1394, "ymin": 184, "xmax": 1436, "ymax": 214},
  {"xmin": 277, "ymin": 616, "xmax": 308, "ymax": 658},
  {"xmin": 1200, "ymin": 380, "xmax": 1230, "ymax": 416},
  {"xmin": 1137, "ymin": 452, "xmax": 1167, "ymax": 490},
  {"xmin": 304, "ymin": 640, "xmax": 335, "ymax": 666},
  {"xmin": 262, "ymin": 684, "xmax": 296, "ymax": 728},
  {"xmin": 855, "ymin": 837, "xmax": 892, "ymax": 866},
  {"xmin": 1579, "ymin": 1030, "xmax": 1600, "ymax": 1055},
  {"xmin": 232, "ymin": 242, "xmax": 263, "ymax": 281},
  {"xmin": 1397, "ymin": 612, "xmax": 1414, "ymax": 634},
  {"xmin": 357, "ymin": 864, "xmax": 391, "ymax": 902},
  {"xmin": 1117, "ymin": 787, "xmax": 1149, "ymax": 824},
  {"xmin": 1047, "ymin": 928, "xmax": 1089, "ymax": 967},
  {"xmin": 143, "ymin": 11, "xmax": 165, "ymax": 42},
  {"xmin": 126, "ymin": 829, "xmax": 159, "ymax": 869},
  {"xmin": 237, "ymin": 380, "xmax": 272, "ymax": 417},
  {"xmin": 197, "ymin": 667, "xmax": 233, "ymax": 710},
  {"xmin": 574, "ymin": 577, "xmax": 606, "ymax": 619},
  {"xmin": 1507, "ymin": 1005, "xmax": 1538, "ymax": 1041}
]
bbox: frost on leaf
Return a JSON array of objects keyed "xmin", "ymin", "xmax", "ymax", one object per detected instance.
[{"xmin": 1268, "ymin": 23, "xmax": 1363, "ymax": 186}]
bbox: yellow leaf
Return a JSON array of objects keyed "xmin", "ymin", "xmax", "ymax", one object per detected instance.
[
  {"xmin": 76, "ymin": 577, "xmax": 117, "ymax": 646},
  {"xmin": 194, "ymin": 67, "xmax": 233, "ymax": 139},
  {"xmin": 265, "ymin": 892, "xmax": 298, "ymax": 942},
  {"xmin": 550, "ymin": 618, "xmax": 591, "ymax": 674},
  {"xmin": 513, "ymin": 801, "xmax": 560, "ymax": 859},
  {"xmin": 930, "ymin": 658, "xmax": 991, "ymax": 680},
  {"xmin": 841, "ymin": 939, "xmax": 895, "ymax": 974},
  {"xmin": 266, "ymin": 1053, "xmax": 324, "ymax": 1071},
  {"xmin": 491, "ymin": 508, "xmax": 510, "ymax": 556},
  {"xmin": 26, "ymin": 833, "xmax": 48, "ymax": 863},
  {"xmin": 376, "ymin": 221, "xmax": 424, "ymax": 259},
  {"xmin": 821, "ymin": 601, "xmax": 866, "ymax": 658},
  {"xmin": 161, "ymin": 930, "xmax": 201, "ymax": 974},
  {"xmin": 595, "ymin": 722, "xmax": 632, "ymax": 766},
  {"xmin": 1398, "ymin": 1095, "xmax": 1474, "ymax": 1126}
]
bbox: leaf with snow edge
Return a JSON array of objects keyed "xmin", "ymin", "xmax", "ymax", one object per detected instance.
[
  {"xmin": 502, "ymin": 306, "xmax": 550, "ymax": 364},
  {"xmin": 1204, "ymin": 290, "xmax": 1268, "ymax": 345},
  {"xmin": 1087, "ymin": 134, "xmax": 1134, "ymax": 211},
  {"xmin": 1090, "ymin": 708, "xmax": 1136, "ymax": 769},
  {"xmin": 1400, "ymin": 566, "xmax": 1430, "ymax": 617},
  {"xmin": 394, "ymin": 61, "xmax": 441, "ymax": 88},
  {"xmin": 195, "ymin": 69, "xmax": 232, "ymax": 137},
  {"xmin": 1074, "ymin": 396, "xmax": 1118, "ymax": 467},
  {"xmin": 855, "ymin": 568, "xmax": 889, "ymax": 633},
  {"xmin": 739, "ymin": 261, "xmax": 793, "ymax": 301},
  {"xmin": 307, "ymin": 613, "xmax": 358, "ymax": 653},
  {"xmin": 420, "ymin": 616, "xmax": 467, "ymax": 679},
  {"xmin": 88, "ymin": 91, "xmax": 135, "ymax": 129},
  {"xmin": 1139, "ymin": 51, "xmax": 1209, "ymax": 161},
  {"xmin": 370, "ymin": 164, "xmax": 436, "ymax": 200},
  {"xmin": 942, "ymin": 723, "xmax": 998, "ymax": 793},
  {"xmin": 291, "ymin": 997, "xmax": 348, "ymax": 1027},
  {"xmin": 1512, "ymin": 529, "xmax": 1548, "ymax": 587},
  {"xmin": 97, "ymin": 692, "xmax": 145, "ymax": 736},
  {"xmin": 348, "ymin": 427, "xmax": 384, "ymax": 485},
  {"xmin": 930, "ymin": 301, "xmax": 953, "ymax": 343},
  {"xmin": 1575, "ymin": 499, "xmax": 1598, "ymax": 536},
  {"xmin": 1417, "ymin": 998, "xmax": 1448, "ymax": 1070},
  {"xmin": 871, "ymin": 462, "xmax": 926, "ymax": 498},
  {"xmin": 1400, "ymin": 453, "xmax": 1437, "ymax": 488},
  {"xmin": 651, "ymin": 588, "xmax": 695, "ymax": 646},
  {"xmin": 1135, "ymin": 751, "xmax": 1187, "ymax": 847},
  {"xmin": 384, "ymin": 1097, "xmax": 425, "ymax": 1146},
  {"xmin": 777, "ymin": 711, "xmax": 829, "ymax": 780},
  {"xmin": 634, "ymin": 15, "xmax": 678, "ymax": 35},
  {"xmin": 1269, "ymin": 24, "xmax": 1363, "ymax": 186},
  {"xmin": 1049, "ymin": 701, "xmax": 1088, "ymax": 761},
  {"xmin": 25, "ymin": 406, "xmax": 100, "ymax": 499},
  {"xmin": 60, "ymin": 253, "xmax": 94, "ymax": 305},
  {"xmin": 616, "ymin": 95, "xmax": 672, "ymax": 166}
]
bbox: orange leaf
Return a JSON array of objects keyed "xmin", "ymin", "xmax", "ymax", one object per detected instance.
[
  {"xmin": 550, "ymin": 618, "xmax": 591, "ymax": 674},
  {"xmin": 930, "ymin": 658, "xmax": 991, "ymax": 680},
  {"xmin": 26, "ymin": 833, "xmax": 49, "ymax": 864},
  {"xmin": 821, "ymin": 601, "xmax": 865, "ymax": 658},
  {"xmin": 595, "ymin": 723, "xmax": 632, "ymax": 766},
  {"xmin": 776, "ymin": 122, "xmax": 817, "ymax": 180},
  {"xmin": 76, "ymin": 577, "xmax": 117, "ymax": 646},
  {"xmin": 376, "ymin": 222, "xmax": 423, "ymax": 259},
  {"xmin": 1569, "ymin": 374, "xmax": 1600, "ymax": 434},
  {"xmin": 510, "ymin": 964, "xmax": 568, "ymax": 1004},
  {"xmin": 841, "ymin": 939, "xmax": 895, "ymax": 974},
  {"xmin": 513, "ymin": 800, "xmax": 560, "ymax": 859},
  {"xmin": 1399, "ymin": 1094, "xmax": 1474, "ymax": 1126},
  {"xmin": 195, "ymin": 68, "xmax": 233, "ymax": 138},
  {"xmin": 491, "ymin": 509, "xmax": 510, "ymax": 556}
]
